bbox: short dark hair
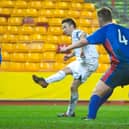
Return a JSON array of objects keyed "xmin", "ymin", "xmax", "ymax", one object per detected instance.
[
  {"xmin": 62, "ymin": 18, "xmax": 76, "ymax": 28},
  {"xmin": 97, "ymin": 7, "xmax": 112, "ymax": 22}
]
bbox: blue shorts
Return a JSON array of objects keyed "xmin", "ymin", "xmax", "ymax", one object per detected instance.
[{"xmin": 101, "ymin": 63, "xmax": 129, "ymax": 88}]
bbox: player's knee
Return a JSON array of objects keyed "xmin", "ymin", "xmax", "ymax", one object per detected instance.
[
  {"xmin": 70, "ymin": 86, "xmax": 77, "ymax": 92},
  {"xmin": 70, "ymin": 86, "xmax": 74, "ymax": 92},
  {"xmin": 92, "ymin": 86, "xmax": 104, "ymax": 96},
  {"xmin": 92, "ymin": 87, "xmax": 111, "ymax": 97}
]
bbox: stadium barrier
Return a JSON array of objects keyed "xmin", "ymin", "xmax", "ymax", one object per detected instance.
[{"xmin": 0, "ymin": 72, "xmax": 129, "ymax": 101}]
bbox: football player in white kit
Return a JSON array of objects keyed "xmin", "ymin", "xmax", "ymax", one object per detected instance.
[{"xmin": 32, "ymin": 18, "xmax": 99, "ymax": 117}]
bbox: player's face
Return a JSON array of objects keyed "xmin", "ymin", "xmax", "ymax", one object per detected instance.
[{"xmin": 62, "ymin": 23, "xmax": 73, "ymax": 36}]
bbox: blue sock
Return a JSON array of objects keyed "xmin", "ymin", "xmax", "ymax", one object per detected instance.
[
  {"xmin": 99, "ymin": 90, "xmax": 113, "ymax": 106},
  {"xmin": 87, "ymin": 90, "xmax": 113, "ymax": 119},
  {"xmin": 88, "ymin": 95, "xmax": 101, "ymax": 119}
]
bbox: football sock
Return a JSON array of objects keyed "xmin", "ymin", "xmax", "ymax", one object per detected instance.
[
  {"xmin": 87, "ymin": 90, "xmax": 113, "ymax": 119},
  {"xmin": 88, "ymin": 95, "xmax": 101, "ymax": 119},
  {"xmin": 99, "ymin": 90, "xmax": 113, "ymax": 106},
  {"xmin": 45, "ymin": 70, "xmax": 66, "ymax": 84},
  {"xmin": 66, "ymin": 93, "xmax": 78, "ymax": 115}
]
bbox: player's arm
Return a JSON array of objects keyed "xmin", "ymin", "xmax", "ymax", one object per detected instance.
[
  {"xmin": 67, "ymin": 52, "xmax": 75, "ymax": 57},
  {"xmin": 64, "ymin": 52, "xmax": 75, "ymax": 61},
  {"xmin": 60, "ymin": 33, "xmax": 88, "ymax": 53},
  {"xmin": 60, "ymin": 27, "xmax": 106, "ymax": 53}
]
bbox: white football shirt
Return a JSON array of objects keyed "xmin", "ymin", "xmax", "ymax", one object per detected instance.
[{"xmin": 71, "ymin": 29, "xmax": 99, "ymax": 62}]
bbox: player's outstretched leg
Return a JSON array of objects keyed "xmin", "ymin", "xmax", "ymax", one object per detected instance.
[{"xmin": 32, "ymin": 75, "xmax": 48, "ymax": 88}]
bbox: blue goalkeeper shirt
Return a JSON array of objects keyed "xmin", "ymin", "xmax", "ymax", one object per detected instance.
[{"xmin": 87, "ymin": 23, "xmax": 129, "ymax": 64}]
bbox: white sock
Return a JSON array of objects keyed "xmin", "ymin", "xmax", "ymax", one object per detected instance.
[
  {"xmin": 66, "ymin": 93, "xmax": 78, "ymax": 115},
  {"xmin": 45, "ymin": 70, "xmax": 66, "ymax": 84}
]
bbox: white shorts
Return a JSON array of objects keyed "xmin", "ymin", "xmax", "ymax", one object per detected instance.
[{"xmin": 67, "ymin": 59, "xmax": 98, "ymax": 83}]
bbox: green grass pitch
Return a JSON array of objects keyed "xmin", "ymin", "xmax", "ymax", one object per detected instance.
[{"xmin": 0, "ymin": 105, "xmax": 129, "ymax": 129}]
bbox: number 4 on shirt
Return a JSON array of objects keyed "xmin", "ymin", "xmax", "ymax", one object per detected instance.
[{"xmin": 118, "ymin": 29, "xmax": 128, "ymax": 45}]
